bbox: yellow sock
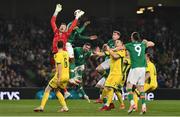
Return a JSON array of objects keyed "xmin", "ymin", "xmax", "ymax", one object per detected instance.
[
  {"xmin": 56, "ymin": 91, "xmax": 67, "ymax": 108},
  {"xmin": 106, "ymin": 88, "xmax": 114, "ymax": 106},
  {"xmin": 40, "ymin": 91, "xmax": 50, "ymax": 109},
  {"xmin": 115, "ymin": 91, "xmax": 124, "ymax": 105},
  {"xmin": 100, "ymin": 88, "xmax": 107, "ymax": 100},
  {"xmin": 134, "ymin": 92, "xmax": 139, "ymax": 107}
]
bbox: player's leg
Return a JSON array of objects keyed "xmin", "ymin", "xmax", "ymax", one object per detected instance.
[
  {"xmin": 134, "ymin": 83, "xmax": 155, "ymax": 111},
  {"xmin": 77, "ymin": 84, "xmax": 90, "ymax": 103},
  {"xmin": 115, "ymin": 89, "xmax": 125, "ymax": 109},
  {"xmin": 64, "ymin": 43, "xmax": 75, "ymax": 98},
  {"xmin": 126, "ymin": 69, "xmax": 138, "ymax": 114},
  {"xmin": 96, "ymin": 59, "xmax": 110, "ymax": 78},
  {"xmin": 100, "ymin": 87, "xmax": 114, "ymax": 111},
  {"xmin": 57, "ymin": 79, "xmax": 70, "ymax": 112},
  {"xmin": 95, "ymin": 60, "xmax": 110, "ymax": 103},
  {"xmin": 64, "ymin": 88, "xmax": 71, "ymax": 99},
  {"xmin": 56, "ymin": 89, "xmax": 69, "ymax": 112},
  {"xmin": 95, "ymin": 77, "xmax": 106, "ymax": 103},
  {"xmin": 34, "ymin": 85, "xmax": 52, "ymax": 112},
  {"xmin": 133, "ymin": 88, "xmax": 140, "ymax": 111},
  {"xmin": 137, "ymin": 85, "xmax": 146, "ymax": 115},
  {"xmin": 66, "ymin": 42, "xmax": 74, "ymax": 59},
  {"xmin": 75, "ymin": 65, "xmax": 90, "ymax": 102},
  {"xmin": 64, "ymin": 60, "xmax": 76, "ymax": 99},
  {"xmin": 137, "ymin": 68, "xmax": 146, "ymax": 115},
  {"xmin": 101, "ymin": 75, "xmax": 121, "ymax": 111}
]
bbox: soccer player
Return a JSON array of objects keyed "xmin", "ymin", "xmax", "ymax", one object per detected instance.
[
  {"xmin": 94, "ymin": 31, "xmax": 121, "ymax": 103},
  {"xmin": 50, "ymin": 4, "xmax": 84, "ymax": 98},
  {"xmin": 100, "ymin": 40, "xmax": 126, "ymax": 111},
  {"xmin": 125, "ymin": 32, "xmax": 155, "ymax": 114},
  {"xmin": 96, "ymin": 31, "xmax": 121, "ymax": 77},
  {"xmin": 133, "ymin": 52, "xmax": 158, "ymax": 111},
  {"xmin": 69, "ymin": 43, "xmax": 92, "ymax": 102},
  {"xmin": 95, "ymin": 50, "xmax": 130, "ymax": 110},
  {"xmin": 34, "ymin": 41, "xmax": 70, "ymax": 112},
  {"xmin": 115, "ymin": 51, "xmax": 131, "ymax": 109},
  {"xmin": 64, "ymin": 21, "xmax": 97, "ymax": 98},
  {"xmin": 67, "ymin": 20, "xmax": 97, "ymax": 82},
  {"xmin": 51, "ymin": 4, "xmax": 84, "ymax": 54}
]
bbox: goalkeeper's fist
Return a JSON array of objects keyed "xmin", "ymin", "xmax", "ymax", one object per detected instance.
[
  {"xmin": 55, "ymin": 4, "xmax": 62, "ymax": 12},
  {"xmin": 74, "ymin": 9, "xmax": 85, "ymax": 19},
  {"xmin": 84, "ymin": 21, "xmax": 90, "ymax": 27}
]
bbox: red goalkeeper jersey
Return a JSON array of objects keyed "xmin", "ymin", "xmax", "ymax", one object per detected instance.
[{"xmin": 51, "ymin": 16, "xmax": 77, "ymax": 53}]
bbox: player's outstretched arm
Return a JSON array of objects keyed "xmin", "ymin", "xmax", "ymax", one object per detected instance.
[
  {"xmin": 66, "ymin": 10, "xmax": 85, "ymax": 36},
  {"xmin": 53, "ymin": 4, "xmax": 62, "ymax": 16},
  {"xmin": 76, "ymin": 21, "xmax": 90, "ymax": 34},
  {"xmin": 51, "ymin": 4, "xmax": 62, "ymax": 33},
  {"xmin": 143, "ymin": 39, "xmax": 155, "ymax": 47}
]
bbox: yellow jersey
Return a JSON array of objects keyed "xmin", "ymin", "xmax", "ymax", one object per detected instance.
[
  {"xmin": 146, "ymin": 61, "xmax": 157, "ymax": 86},
  {"xmin": 54, "ymin": 50, "xmax": 69, "ymax": 79},
  {"xmin": 122, "ymin": 57, "xmax": 131, "ymax": 81},
  {"xmin": 109, "ymin": 50, "xmax": 126, "ymax": 76}
]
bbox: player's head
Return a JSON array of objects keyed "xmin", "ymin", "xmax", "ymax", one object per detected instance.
[
  {"xmin": 145, "ymin": 49, "xmax": 153, "ymax": 62},
  {"xmin": 59, "ymin": 23, "xmax": 67, "ymax": 32},
  {"xmin": 146, "ymin": 53, "xmax": 151, "ymax": 62},
  {"xmin": 115, "ymin": 40, "xmax": 123, "ymax": 48},
  {"xmin": 83, "ymin": 43, "xmax": 91, "ymax": 52},
  {"xmin": 112, "ymin": 31, "xmax": 121, "ymax": 41},
  {"xmin": 57, "ymin": 40, "xmax": 64, "ymax": 49},
  {"xmin": 131, "ymin": 32, "xmax": 141, "ymax": 42}
]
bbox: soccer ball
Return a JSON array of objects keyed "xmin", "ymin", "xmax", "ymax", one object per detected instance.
[{"xmin": 74, "ymin": 9, "xmax": 81, "ymax": 16}]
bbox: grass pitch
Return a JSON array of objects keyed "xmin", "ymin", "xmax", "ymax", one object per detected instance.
[{"xmin": 0, "ymin": 99, "xmax": 180, "ymax": 116}]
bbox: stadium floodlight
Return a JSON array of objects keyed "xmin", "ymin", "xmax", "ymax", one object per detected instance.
[
  {"xmin": 139, "ymin": 8, "xmax": 145, "ymax": 11},
  {"xmin": 158, "ymin": 3, "xmax": 162, "ymax": 7},
  {"xmin": 136, "ymin": 10, "xmax": 143, "ymax": 14},
  {"xmin": 147, "ymin": 7, "xmax": 153, "ymax": 10}
]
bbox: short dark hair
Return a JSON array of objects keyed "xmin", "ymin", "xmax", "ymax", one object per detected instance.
[
  {"xmin": 132, "ymin": 32, "xmax": 141, "ymax": 42},
  {"xmin": 61, "ymin": 22, "xmax": 66, "ymax": 26},
  {"xmin": 84, "ymin": 42, "xmax": 91, "ymax": 47},
  {"xmin": 113, "ymin": 31, "xmax": 121, "ymax": 36},
  {"xmin": 57, "ymin": 40, "xmax": 64, "ymax": 49}
]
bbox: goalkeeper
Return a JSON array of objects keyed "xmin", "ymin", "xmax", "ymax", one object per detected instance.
[{"xmin": 51, "ymin": 4, "xmax": 84, "ymax": 54}]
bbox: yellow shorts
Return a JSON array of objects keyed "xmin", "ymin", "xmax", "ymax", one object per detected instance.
[
  {"xmin": 105, "ymin": 74, "xmax": 122, "ymax": 90},
  {"xmin": 144, "ymin": 83, "xmax": 157, "ymax": 92},
  {"xmin": 49, "ymin": 77, "xmax": 69, "ymax": 89},
  {"xmin": 118, "ymin": 79, "xmax": 126, "ymax": 88}
]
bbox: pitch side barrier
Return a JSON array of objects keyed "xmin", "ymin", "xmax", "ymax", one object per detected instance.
[{"xmin": 0, "ymin": 88, "xmax": 180, "ymax": 100}]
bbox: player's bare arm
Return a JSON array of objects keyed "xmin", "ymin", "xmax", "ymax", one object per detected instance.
[
  {"xmin": 145, "ymin": 71, "xmax": 150, "ymax": 81},
  {"xmin": 57, "ymin": 63, "xmax": 62, "ymax": 85},
  {"xmin": 143, "ymin": 39, "xmax": 155, "ymax": 47},
  {"xmin": 105, "ymin": 45, "xmax": 120, "ymax": 60}
]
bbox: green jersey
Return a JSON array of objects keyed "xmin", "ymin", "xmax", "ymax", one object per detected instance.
[
  {"xmin": 107, "ymin": 39, "xmax": 116, "ymax": 49},
  {"xmin": 74, "ymin": 47, "xmax": 91, "ymax": 66},
  {"xmin": 125, "ymin": 41, "xmax": 147, "ymax": 68},
  {"xmin": 68, "ymin": 25, "xmax": 90, "ymax": 43},
  {"xmin": 103, "ymin": 39, "xmax": 116, "ymax": 60}
]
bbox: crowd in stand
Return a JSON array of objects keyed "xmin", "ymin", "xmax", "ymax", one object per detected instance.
[{"xmin": 0, "ymin": 16, "xmax": 179, "ymax": 88}]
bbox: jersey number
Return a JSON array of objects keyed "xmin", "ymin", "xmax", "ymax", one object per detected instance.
[
  {"xmin": 134, "ymin": 44, "xmax": 142, "ymax": 56},
  {"xmin": 64, "ymin": 58, "xmax": 68, "ymax": 68}
]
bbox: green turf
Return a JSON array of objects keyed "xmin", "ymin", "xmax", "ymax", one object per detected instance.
[{"xmin": 0, "ymin": 99, "xmax": 180, "ymax": 116}]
